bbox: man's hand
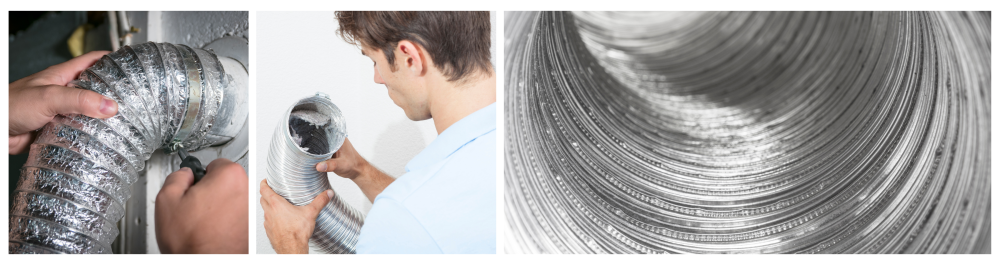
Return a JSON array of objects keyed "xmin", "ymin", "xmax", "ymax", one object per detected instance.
[
  {"xmin": 9, "ymin": 51, "xmax": 119, "ymax": 154},
  {"xmin": 155, "ymin": 158, "xmax": 249, "ymax": 254},
  {"xmin": 315, "ymin": 138, "xmax": 368, "ymax": 179},
  {"xmin": 316, "ymin": 138, "xmax": 395, "ymax": 202},
  {"xmin": 260, "ymin": 179, "xmax": 331, "ymax": 254}
]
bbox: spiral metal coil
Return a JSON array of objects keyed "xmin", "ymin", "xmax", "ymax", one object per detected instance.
[
  {"xmin": 504, "ymin": 11, "xmax": 990, "ymax": 254},
  {"xmin": 10, "ymin": 42, "xmax": 246, "ymax": 254},
  {"xmin": 265, "ymin": 93, "xmax": 364, "ymax": 254}
]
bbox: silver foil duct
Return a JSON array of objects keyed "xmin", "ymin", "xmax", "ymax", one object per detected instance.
[
  {"xmin": 265, "ymin": 93, "xmax": 364, "ymax": 254},
  {"xmin": 504, "ymin": 12, "xmax": 990, "ymax": 253},
  {"xmin": 10, "ymin": 42, "xmax": 246, "ymax": 254}
]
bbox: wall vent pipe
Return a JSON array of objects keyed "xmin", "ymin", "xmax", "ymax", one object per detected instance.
[{"xmin": 9, "ymin": 42, "xmax": 248, "ymax": 254}]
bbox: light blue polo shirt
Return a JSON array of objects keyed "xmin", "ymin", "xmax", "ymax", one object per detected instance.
[{"xmin": 355, "ymin": 103, "xmax": 496, "ymax": 254}]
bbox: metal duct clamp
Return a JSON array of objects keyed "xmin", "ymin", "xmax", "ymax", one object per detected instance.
[{"xmin": 167, "ymin": 45, "xmax": 205, "ymax": 153}]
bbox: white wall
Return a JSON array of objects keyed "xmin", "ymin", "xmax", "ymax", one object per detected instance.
[{"xmin": 255, "ymin": 11, "xmax": 495, "ymax": 254}]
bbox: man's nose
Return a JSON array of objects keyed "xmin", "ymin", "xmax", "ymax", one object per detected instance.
[{"xmin": 373, "ymin": 66, "xmax": 385, "ymax": 84}]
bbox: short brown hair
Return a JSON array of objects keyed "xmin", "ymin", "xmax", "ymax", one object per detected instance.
[{"xmin": 336, "ymin": 11, "xmax": 493, "ymax": 82}]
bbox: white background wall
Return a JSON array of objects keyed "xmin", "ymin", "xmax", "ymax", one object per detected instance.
[{"xmin": 255, "ymin": 11, "xmax": 495, "ymax": 253}]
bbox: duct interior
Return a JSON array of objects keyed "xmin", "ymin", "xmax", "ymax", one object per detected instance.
[{"xmin": 504, "ymin": 11, "xmax": 990, "ymax": 254}]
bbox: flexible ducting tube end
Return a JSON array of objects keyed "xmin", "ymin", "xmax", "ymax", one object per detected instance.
[
  {"xmin": 265, "ymin": 93, "xmax": 364, "ymax": 254},
  {"xmin": 9, "ymin": 42, "xmax": 247, "ymax": 254}
]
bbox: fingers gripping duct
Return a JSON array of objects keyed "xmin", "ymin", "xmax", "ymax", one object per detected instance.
[
  {"xmin": 9, "ymin": 42, "xmax": 247, "ymax": 254},
  {"xmin": 265, "ymin": 93, "xmax": 364, "ymax": 254}
]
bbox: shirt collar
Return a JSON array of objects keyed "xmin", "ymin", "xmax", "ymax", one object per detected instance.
[{"xmin": 405, "ymin": 103, "xmax": 497, "ymax": 172}]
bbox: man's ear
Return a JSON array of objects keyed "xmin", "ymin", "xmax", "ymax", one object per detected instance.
[{"xmin": 396, "ymin": 40, "xmax": 424, "ymax": 77}]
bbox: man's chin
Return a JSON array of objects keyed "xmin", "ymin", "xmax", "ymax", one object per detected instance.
[
  {"xmin": 402, "ymin": 109, "xmax": 432, "ymax": 121},
  {"xmin": 404, "ymin": 113, "xmax": 432, "ymax": 122}
]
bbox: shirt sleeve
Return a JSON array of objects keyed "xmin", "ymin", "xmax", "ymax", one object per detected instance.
[{"xmin": 355, "ymin": 198, "xmax": 443, "ymax": 254}]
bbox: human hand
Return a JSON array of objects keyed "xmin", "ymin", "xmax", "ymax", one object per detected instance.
[
  {"xmin": 8, "ymin": 51, "xmax": 119, "ymax": 154},
  {"xmin": 260, "ymin": 179, "xmax": 332, "ymax": 254},
  {"xmin": 315, "ymin": 138, "xmax": 370, "ymax": 179},
  {"xmin": 155, "ymin": 158, "xmax": 249, "ymax": 254},
  {"xmin": 316, "ymin": 137, "xmax": 394, "ymax": 202}
]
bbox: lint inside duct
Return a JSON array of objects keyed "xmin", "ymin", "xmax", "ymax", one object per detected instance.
[{"xmin": 289, "ymin": 104, "xmax": 334, "ymax": 155}]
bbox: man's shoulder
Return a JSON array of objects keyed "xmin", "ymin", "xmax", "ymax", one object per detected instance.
[
  {"xmin": 373, "ymin": 128, "xmax": 496, "ymax": 207},
  {"xmin": 441, "ymin": 129, "xmax": 496, "ymax": 171},
  {"xmin": 398, "ymin": 129, "xmax": 496, "ymax": 192},
  {"xmin": 408, "ymin": 128, "xmax": 496, "ymax": 200},
  {"xmin": 360, "ymin": 129, "xmax": 497, "ymax": 254}
]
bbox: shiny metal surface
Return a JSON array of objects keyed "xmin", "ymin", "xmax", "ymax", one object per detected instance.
[
  {"xmin": 9, "ymin": 42, "xmax": 246, "ymax": 254},
  {"xmin": 504, "ymin": 11, "xmax": 990, "ymax": 254},
  {"xmin": 204, "ymin": 56, "xmax": 249, "ymax": 146},
  {"xmin": 265, "ymin": 93, "xmax": 364, "ymax": 254}
]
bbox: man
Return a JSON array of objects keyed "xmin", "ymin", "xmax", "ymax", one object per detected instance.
[
  {"xmin": 260, "ymin": 11, "xmax": 496, "ymax": 254},
  {"xmin": 9, "ymin": 51, "xmax": 249, "ymax": 254}
]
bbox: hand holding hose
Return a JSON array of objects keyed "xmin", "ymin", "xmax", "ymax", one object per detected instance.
[
  {"xmin": 260, "ymin": 179, "xmax": 332, "ymax": 254},
  {"xmin": 8, "ymin": 51, "xmax": 119, "ymax": 154},
  {"xmin": 315, "ymin": 138, "xmax": 395, "ymax": 202},
  {"xmin": 155, "ymin": 158, "xmax": 249, "ymax": 254}
]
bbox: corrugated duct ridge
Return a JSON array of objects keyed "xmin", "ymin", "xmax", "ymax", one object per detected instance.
[
  {"xmin": 504, "ymin": 11, "xmax": 990, "ymax": 254},
  {"xmin": 10, "ymin": 42, "xmax": 238, "ymax": 254},
  {"xmin": 265, "ymin": 93, "xmax": 364, "ymax": 254}
]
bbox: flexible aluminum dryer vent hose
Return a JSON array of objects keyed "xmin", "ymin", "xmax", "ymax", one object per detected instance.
[
  {"xmin": 9, "ymin": 42, "xmax": 248, "ymax": 254},
  {"xmin": 505, "ymin": 12, "xmax": 990, "ymax": 253},
  {"xmin": 265, "ymin": 93, "xmax": 364, "ymax": 254}
]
